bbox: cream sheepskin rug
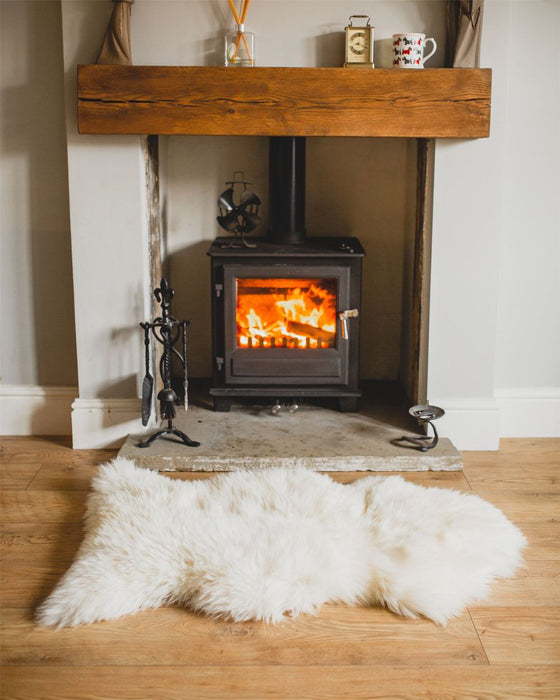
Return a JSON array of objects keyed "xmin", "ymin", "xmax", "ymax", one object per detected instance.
[{"xmin": 37, "ymin": 459, "xmax": 526, "ymax": 627}]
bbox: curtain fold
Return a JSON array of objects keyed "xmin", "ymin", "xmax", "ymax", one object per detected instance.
[
  {"xmin": 446, "ymin": 0, "xmax": 484, "ymax": 68},
  {"xmin": 96, "ymin": 0, "xmax": 135, "ymax": 65}
]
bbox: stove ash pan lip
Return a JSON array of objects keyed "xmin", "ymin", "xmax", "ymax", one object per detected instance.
[{"xmin": 208, "ymin": 236, "xmax": 365, "ymax": 413}]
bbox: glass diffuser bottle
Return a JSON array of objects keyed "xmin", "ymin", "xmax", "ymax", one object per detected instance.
[{"xmin": 225, "ymin": 24, "xmax": 255, "ymax": 66}]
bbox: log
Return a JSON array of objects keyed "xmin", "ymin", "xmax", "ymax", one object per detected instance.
[{"xmin": 286, "ymin": 321, "xmax": 335, "ymax": 342}]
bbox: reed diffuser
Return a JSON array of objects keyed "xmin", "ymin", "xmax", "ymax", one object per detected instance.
[{"xmin": 225, "ymin": 0, "xmax": 254, "ymax": 66}]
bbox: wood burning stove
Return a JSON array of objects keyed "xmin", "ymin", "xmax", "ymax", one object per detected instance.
[
  {"xmin": 208, "ymin": 237, "xmax": 364, "ymax": 411},
  {"xmin": 208, "ymin": 137, "xmax": 365, "ymax": 412}
]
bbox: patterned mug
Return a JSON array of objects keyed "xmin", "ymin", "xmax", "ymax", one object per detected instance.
[{"xmin": 392, "ymin": 33, "xmax": 437, "ymax": 69}]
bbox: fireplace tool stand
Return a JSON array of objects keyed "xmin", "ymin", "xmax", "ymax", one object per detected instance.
[{"xmin": 138, "ymin": 279, "xmax": 200, "ymax": 449}]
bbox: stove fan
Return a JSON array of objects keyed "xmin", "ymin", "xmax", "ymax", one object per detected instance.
[{"xmin": 217, "ymin": 171, "xmax": 261, "ymax": 248}]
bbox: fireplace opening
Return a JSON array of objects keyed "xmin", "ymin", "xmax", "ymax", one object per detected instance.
[
  {"xmin": 235, "ymin": 277, "xmax": 337, "ymax": 350},
  {"xmin": 201, "ymin": 136, "xmax": 431, "ymax": 416}
]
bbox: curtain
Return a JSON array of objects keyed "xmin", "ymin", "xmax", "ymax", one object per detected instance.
[
  {"xmin": 96, "ymin": 0, "xmax": 135, "ymax": 65},
  {"xmin": 446, "ymin": 0, "xmax": 484, "ymax": 68}
]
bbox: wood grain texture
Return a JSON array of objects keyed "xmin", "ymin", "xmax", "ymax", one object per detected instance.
[
  {"xmin": 0, "ymin": 462, "xmax": 43, "ymax": 491},
  {"xmin": 409, "ymin": 138, "xmax": 434, "ymax": 404},
  {"xmin": 3, "ymin": 665, "xmax": 559, "ymax": 700},
  {"xmin": 0, "ymin": 522, "xmax": 84, "ymax": 563},
  {"xmin": 1, "ymin": 436, "xmax": 558, "ymax": 699},
  {"xmin": 77, "ymin": 65, "xmax": 492, "ymax": 138},
  {"xmin": 470, "ymin": 560, "xmax": 560, "ymax": 607},
  {"xmin": 469, "ymin": 489, "xmax": 559, "ymax": 524},
  {"xmin": 0, "ymin": 491, "xmax": 87, "ymax": 523},
  {"xmin": 0, "ymin": 606, "xmax": 486, "ymax": 668},
  {"xmin": 469, "ymin": 607, "xmax": 560, "ymax": 665}
]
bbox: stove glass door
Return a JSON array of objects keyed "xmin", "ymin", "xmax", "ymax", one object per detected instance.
[{"xmin": 224, "ymin": 264, "xmax": 351, "ymax": 385}]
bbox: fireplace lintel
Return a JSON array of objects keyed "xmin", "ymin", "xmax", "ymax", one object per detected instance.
[{"xmin": 77, "ymin": 65, "xmax": 491, "ymax": 139}]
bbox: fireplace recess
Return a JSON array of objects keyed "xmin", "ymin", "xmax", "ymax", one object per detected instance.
[
  {"xmin": 208, "ymin": 236, "xmax": 364, "ymax": 412},
  {"xmin": 78, "ymin": 66, "xmax": 492, "ymax": 412}
]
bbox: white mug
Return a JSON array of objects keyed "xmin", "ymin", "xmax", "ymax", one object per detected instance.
[{"xmin": 392, "ymin": 33, "xmax": 437, "ymax": 69}]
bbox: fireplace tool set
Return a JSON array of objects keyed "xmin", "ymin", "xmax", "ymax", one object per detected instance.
[{"xmin": 138, "ymin": 278, "xmax": 200, "ymax": 449}]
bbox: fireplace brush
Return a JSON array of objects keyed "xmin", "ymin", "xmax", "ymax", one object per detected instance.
[{"xmin": 138, "ymin": 278, "xmax": 200, "ymax": 449}]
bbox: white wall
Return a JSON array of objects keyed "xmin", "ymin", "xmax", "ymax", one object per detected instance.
[
  {"xmin": 428, "ymin": 0, "xmax": 560, "ymax": 448},
  {"xmin": 0, "ymin": 0, "xmax": 78, "ymax": 435},
  {"xmin": 57, "ymin": 0, "xmax": 153, "ymax": 444},
  {"xmin": 493, "ymin": 0, "xmax": 560, "ymax": 437},
  {"xmin": 0, "ymin": 1, "xmax": 77, "ymax": 387}
]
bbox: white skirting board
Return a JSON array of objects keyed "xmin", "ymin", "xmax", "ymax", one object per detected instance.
[
  {"xmin": 432, "ymin": 391, "xmax": 560, "ymax": 450},
  {"xmin": 0, "ymin": 385, "xmax": 77, "ymax": 436},
  {"xmin": 428, "ymin": 398, "xmax": 502, "ymax": 451},
  {"xmin": 494, "ymin": 388, "xmax": 560, "ymax": 438},
  {"xmin": 2, "ymin": 386, "xmax": 558, "ymax": 449},
  {"xmin": 71, "ymin": 398, "xmax": 143, "ymax": 449}
]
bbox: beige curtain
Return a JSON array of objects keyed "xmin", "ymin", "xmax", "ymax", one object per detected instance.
[
  {"xmin": 96, "ymin": 0, "xmax": 135, "ymax": 65},
  {"xmin": 446, "ymin": 0, "xmax": 484, "ymax": 68}
]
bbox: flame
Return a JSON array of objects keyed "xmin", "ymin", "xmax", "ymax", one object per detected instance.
[{"xmin": 236, "ymin": 278, "xmax": 337, "ymax": 349}]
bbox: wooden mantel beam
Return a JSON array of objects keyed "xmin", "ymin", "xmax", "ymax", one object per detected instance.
[{"xmin": 77, "ymin": 65, "xmax": 491, "ymax": 139}]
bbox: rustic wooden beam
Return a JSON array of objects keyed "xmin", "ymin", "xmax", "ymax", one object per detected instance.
[
  {"xmin": 78, "ymin": 65, "xmax": 491, "ymax": 138},
  {"xmin": 410, "ymin": 138, "xmax": 435, "ymax": 406},
  {"xmin": 141, "ymin": 134, "xmax": 163, "ymax": 319},
  {"xmin": 141, "ymin": 135, "xmax": 163, "ymax": 420}
]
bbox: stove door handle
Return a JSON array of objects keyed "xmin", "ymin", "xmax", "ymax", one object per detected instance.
[{"xmin": 338, "ymin": 309, "xmax": 359, "ymax": 340}]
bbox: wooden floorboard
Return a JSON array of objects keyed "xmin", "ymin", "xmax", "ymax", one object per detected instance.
[
  {"xmin": 3, "ymin": 665, "xmax": 559, "ymax": 700},
  {"xmin": 1, "ymin": 606, "xmax": 487, "ymax": 668},
  {"xmin": 0, "ymin": 436, "xmax": 558, "ymax": 698},
  {"xmin": 0, "ymin": 462, "xmax": 43, "ymax": 491},
  {"xmin": 468, "ymin": 606, "xmax": 560, "ymax": 665},
  {"xmin": 467, "ymin": 489, "xmax": 559, "ymax": 523}
]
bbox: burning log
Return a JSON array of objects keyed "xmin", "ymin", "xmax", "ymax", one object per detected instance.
[{"xmin": 286, "ymin": 321, "xmax": 335, "ymax": 343}]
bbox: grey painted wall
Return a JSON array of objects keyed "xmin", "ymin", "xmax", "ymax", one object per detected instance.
[{"xmin": 1, "ymin": 0, "xmax": 77, "ymax": 387}]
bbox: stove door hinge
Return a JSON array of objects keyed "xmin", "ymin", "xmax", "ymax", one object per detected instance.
[
  {"xmin": 215, "ymin": 283, "xmax": 223, "ymax": 298},
  {"xmin": 215, "ymin": 356, "xmax": 224, "ymax": 372}
]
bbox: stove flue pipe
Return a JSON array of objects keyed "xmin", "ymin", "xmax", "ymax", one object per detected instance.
[{"xmin": 268, "ymin": 136, "xmax": 306, "ymax": 244}]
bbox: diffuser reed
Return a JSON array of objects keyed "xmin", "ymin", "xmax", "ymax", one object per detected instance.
[{"xmin": 225, "ymin": 0, "xmax": 254, "ymax": 66}]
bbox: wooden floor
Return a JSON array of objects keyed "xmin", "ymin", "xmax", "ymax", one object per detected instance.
[{"xmin": 1, "ymin": 437, "xmax": 558, "ymax": 699}]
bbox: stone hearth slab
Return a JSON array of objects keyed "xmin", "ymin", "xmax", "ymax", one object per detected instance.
[{"xmin": 119, "ymin": 402, "xmax": 462, "ymax": 472}]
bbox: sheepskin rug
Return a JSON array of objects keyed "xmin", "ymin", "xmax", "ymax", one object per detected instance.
[{"xmin": 37, "ymin": 459, "xmax": 526, "ymax": 628}]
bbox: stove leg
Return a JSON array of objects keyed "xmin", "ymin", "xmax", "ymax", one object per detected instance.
[
  {"xmin": 213, "ymin": 397, "xmax": 232, "ymax": 412},
  {"xmin": 338, "ymin": 397, "xmax": 358, "ymax": 412}
]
